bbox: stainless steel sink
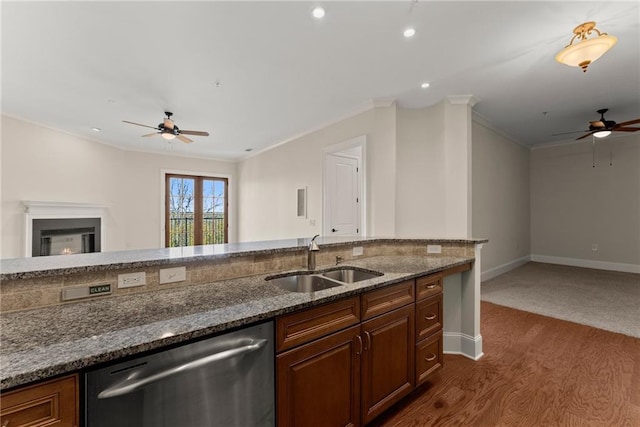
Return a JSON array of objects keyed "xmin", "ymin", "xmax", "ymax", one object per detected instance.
[
  {"xmin": 322, "ymin": 268, "xmax": 383, "ymax": 283},
  {"xmin": 267, "ymin": 274, "xmax": 343, "ymax": 293}
]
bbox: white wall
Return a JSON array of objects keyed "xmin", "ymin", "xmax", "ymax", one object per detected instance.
[
  {"xmin": 531, "ymin": 134, "xmax": 640, "ymax": 271},
  {"xmin": 237, "ymin": 105, "xmax": 397, "ymax": 241},
  {"xmin": 471, "ymin": 118, "xmax": 530, "ymax": 277},
  {"xmin": 395, "ymin": 98, "xmax": 475, "ymax": 238},
  {"xmin": 0, "ymin": 116, "xmax": 237, "ymax": 258}
]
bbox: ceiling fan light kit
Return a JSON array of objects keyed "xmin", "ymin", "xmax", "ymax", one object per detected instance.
[{"xmin": 555, "ymin": 21, "xmax": 617, "ymax": 72}]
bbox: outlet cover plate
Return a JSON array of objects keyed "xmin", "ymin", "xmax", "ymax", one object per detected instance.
[
  {"xmin": 352, "ymin": 246, "xmax": 364, "ymax": 256},
  {"xmin": 427, "ymin": 244, "xmax": 442, "ymax": 254},
  {"xmin": 118, "ymin": 272, "xmax": 146, "ymax": 288},
  {"xmin": 160, "ymin": 267, "xmax": 186, "ymax": 284}
]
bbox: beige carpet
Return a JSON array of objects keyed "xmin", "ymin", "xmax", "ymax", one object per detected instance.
[{"xmin": 481, "ymin": 262, "xmax": 640, "ymax": 338}]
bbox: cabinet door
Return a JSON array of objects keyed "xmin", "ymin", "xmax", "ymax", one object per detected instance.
[
  {"xmin": 277, "ymin": 325, "xmax": 361, "ymax": 427},
  {"xmin": 0, "ymin": 374, "xmax": 78, "ymax": 427},
  {"xmin": 360, "ymin": 304, "xmax": 415, "ymax": 425}
]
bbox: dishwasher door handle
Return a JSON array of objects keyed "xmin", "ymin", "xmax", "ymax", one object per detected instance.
[{"xmin": 97, "ymin": 339, "xmax": 267, "ymax": 399}]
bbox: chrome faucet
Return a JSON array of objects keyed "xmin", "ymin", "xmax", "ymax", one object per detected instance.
[{"xmin": 307, "ymin": 234, "xmax": 320, "ymax": 270}]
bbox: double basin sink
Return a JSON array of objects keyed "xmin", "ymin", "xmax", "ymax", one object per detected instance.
[{"xmin": 266, "ymin": 267, "xmax": 383, "ymax": 293}]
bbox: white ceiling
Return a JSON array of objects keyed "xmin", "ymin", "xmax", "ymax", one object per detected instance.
[{"xmin": 2, "ymin": 1, "xmax": 639, "ymax": 161}]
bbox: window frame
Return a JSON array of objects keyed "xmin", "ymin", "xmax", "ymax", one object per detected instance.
[{"xmin": 164, "ymin": 173, "xmax": 229, "ymax": 247}]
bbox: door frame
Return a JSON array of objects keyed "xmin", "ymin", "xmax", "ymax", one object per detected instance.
[{"xmin": 323, "ymin": 135, "xmax": 367, "ymax": 237}]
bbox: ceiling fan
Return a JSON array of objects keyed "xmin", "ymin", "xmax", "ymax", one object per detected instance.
[
  {"xmin": 554, "ymin": 109, "xmax": 640, "ymax": 140},
  {"xmin": 123, "ymin": 112, "xmax": 209, "ymax": 143}
]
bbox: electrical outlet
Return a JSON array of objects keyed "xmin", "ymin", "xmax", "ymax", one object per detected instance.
[
  {"xmin": 591, "ymin": 244, "xmax": 598, "ymax": 252},
  {"xmin": 118, "ymin": 272, "xmax": 146, "ymax": 288},
  {"xmin": 427, "ymin": 244, "xmax": 442, "ymax": 254},
  {"xmin": 352, "ymin": 246, "xmax": 364, "ymax": 256},
  {"xmin": 160, "ymin": 266, "xmax": 186, "ymax": 284}
]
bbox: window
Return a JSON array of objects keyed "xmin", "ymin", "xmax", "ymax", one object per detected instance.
[{"xmin": 165, "ymin": 174, "xmax": 228, "ymax": 247}]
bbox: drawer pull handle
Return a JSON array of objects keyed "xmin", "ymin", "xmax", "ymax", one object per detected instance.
[
  {"xmin": 425, "ymin": 354, "xmax": 437, "ymax": 362},
  {"xmin": 356, "ymin": 335, "xmax": 363, "ymax": 355},
  {"xmin": 2, "ymin": 420, "xmax": 9, "ymax": 427},
  {"xmin": 426, "ymin": 284, "xmax": 437, "ymax": 289},
  {"xmin": 425, "ymin": 314, "xmax": 437, "ymax": 320}
]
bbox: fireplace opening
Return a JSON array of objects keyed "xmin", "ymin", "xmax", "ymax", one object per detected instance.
[{"xmin": 32, "ymin": 218, "xmax": 101, "ymax": 257}]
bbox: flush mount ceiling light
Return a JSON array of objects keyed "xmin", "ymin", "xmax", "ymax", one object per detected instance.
[
  {"xmin": 312, "ymin": 7, "xmax": 325, "ymax": 19},
  {"xmin": 555, "ymin": 21, "xmax": 617, "ymax": 72}
]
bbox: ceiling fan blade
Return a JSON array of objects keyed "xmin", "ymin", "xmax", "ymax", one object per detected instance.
[
  {"xmin": 576, "ymin": 132, "xmax": 595, "ymax": 140},
  {"xmin": 123, "ymin": 120, "xmax": 159, "ymax": 130},
  {"xmin": 177, "ymin": 134, "xmax": 193, "ymax": 144},
  {"xmin": 164, "ymin": 118, "xmax": 175, "ymax": 130},
  {"xmin": 552, "ymin": 130, "xmax": 588, "ymax": 136},
  {"xmin": 142, "ymin": 132, "xmax": 159, "ymax": 137},
  {"xmin": 614, "ymin": 127, "xmax": 640, "ymax": 132},
  {"xmin": 180, "ymin": 130, "xmax": 209, "ymax": 136},
  {"xmin": 615, "ymin": 118, "xmax": 640, "ymax": 127}
]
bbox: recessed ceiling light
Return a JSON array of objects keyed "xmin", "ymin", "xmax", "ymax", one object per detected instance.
[
  {"xmin": 91, "ymin": 127, "xmax": 101, "ymax": 132},
  {"xmin": 403, "ymin": 27, "xmax": 416, "ymax": 38},
  {"xmin": 421, "ymin": 82, "xmax": 430, "ymax": 89},
  {"xmin": 312, "ymin": 7, "xmax": 325, "ymax": 19}
]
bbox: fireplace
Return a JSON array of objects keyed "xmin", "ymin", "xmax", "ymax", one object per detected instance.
[
  {"xmin": 23, "ymin": 201, "xmax": 108, "ymax": 257},
  {"xmin": 32, "ymin": 218, "xmax": 101, "ymax": 257}
]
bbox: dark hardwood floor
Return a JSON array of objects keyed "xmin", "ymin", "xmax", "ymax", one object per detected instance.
[{"xmin": 371, "ymin": 302, "xmax": 640, "ymax": 426}]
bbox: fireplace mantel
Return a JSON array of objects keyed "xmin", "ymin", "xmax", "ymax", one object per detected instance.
[{"xmin": 23, "ymin": 201, "xmax": 108, "ymax": 257}]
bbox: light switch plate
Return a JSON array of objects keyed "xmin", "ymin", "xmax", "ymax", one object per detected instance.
[{"xmin": 159, "ymin": 266, "xmax": 186, "ymax": 284}]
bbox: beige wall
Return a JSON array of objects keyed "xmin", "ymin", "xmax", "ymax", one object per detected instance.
[
  {"xmin": 0, "ymin": 116, "xmax": 237, "ymax": 258},
  {"xmin": 237, "ymin": 105, "xmax": 398, "ymax": 241},
  {"xmin": 531, "ymin": 134, "xmax": 640, "ymax": 269},
  {"xmin": 471, "ymin": 119, "xmax": 530, "ymax": 275}
]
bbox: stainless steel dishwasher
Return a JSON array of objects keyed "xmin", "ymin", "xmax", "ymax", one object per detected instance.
[{"xmin": 85, "ymin": 321, "xmax": 274, "ymax": 427}]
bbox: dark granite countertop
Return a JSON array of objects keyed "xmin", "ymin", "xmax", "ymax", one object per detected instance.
[
  {"xmin": 0, "ymin": 255, "xmax": 475, "ymax": 390},
  {"xmin": 0, "ymin": 236, "xmax": 487, "ymax": 280}
]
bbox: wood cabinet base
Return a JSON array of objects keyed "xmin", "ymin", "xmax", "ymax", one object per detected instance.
[{"xmin": 0, "ymin": 374, "xmax": 78, "ymax": 427}]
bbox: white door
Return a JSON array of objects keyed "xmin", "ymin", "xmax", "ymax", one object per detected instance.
[{"xmin": 325, "ymin": 154, "xmax": 360, "ymax": 236}]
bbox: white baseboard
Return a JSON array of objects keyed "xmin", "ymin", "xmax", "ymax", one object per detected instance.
[
  {"xmin": 531, "ymin": 254, "xmax": 640, "ymax": 274},
  {"xmin": 481, "ymin": 255, "xmax": 531, "ymax": 282},
  {"xmin": 444, "ymin": 332, "xmax": 484, "ymax": 361}
]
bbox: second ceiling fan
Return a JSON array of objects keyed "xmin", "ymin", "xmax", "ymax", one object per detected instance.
[
  {"xmin": 123, "ymin": 112, "xmax": 209, "ymax": 143},
  {"xmin": 554, "ymin": 109, "xmax": 640, "ymax": 140}
]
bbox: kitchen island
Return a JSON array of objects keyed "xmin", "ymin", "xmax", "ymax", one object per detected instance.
[{"xmin": 0, "ymin": 237, "xmax": 486, "ymax": 391}]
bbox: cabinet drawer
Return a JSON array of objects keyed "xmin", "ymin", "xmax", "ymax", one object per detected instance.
[
  {"xmin": 416, "ymin": 293, "xmax": 443, "ymax": 342},
  {"xmin": 416, "ymin": 274, "xmax": 442, "ymax": 301},
  {"xmin": 276, "ymin": 296, "xmax": 360, "ymax": 352},
  {"xmin": 0, "ymin": 374, "xmax": 78, "ymax": 427},
  {"xmin": 361, "ymin": 280, "xmax": 415, "ymax": 321},
  {"xmin": 415, "ymin": 331, "xmax": 443, "ymax": 386}
]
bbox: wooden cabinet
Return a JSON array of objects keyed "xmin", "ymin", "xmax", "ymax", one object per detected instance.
[
  {"xmin": 276, "ymin": 282, "xmax": 415, "ymax": 427},
  {"xmin": 414, "ymin": 274, "xmax": 444, "ymax": 387},
  {"xmin": 0, "ymin": 374, "xmax": 78, "ymax": 427},
  {"xmin": 360, "ymin": 304, "xmax": 414, "ymax": 425},
  {"xmin": 277, "ymin": 325, "xmax": 362, "ymax": 427}
]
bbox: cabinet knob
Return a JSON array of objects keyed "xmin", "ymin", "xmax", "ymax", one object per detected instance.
[
  {"xmin": 425, "ymin": 314, "xmax": 437, "ymax": 320},
  {"xmin": 425, "ymin": 354, "xmax": 437, "ymax": 362},
  {"xmin": 331, "ymin": 228, "xmax": 339, "ymax": 233}
]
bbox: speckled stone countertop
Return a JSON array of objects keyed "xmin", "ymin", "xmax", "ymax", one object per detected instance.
[
  {"xmin": 0, "ymin": 255, "xmax": 474, "ymax": 390},
  {"xmin": 0, "ymin": 236, "xmax": 486, "ymax": 280}
]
